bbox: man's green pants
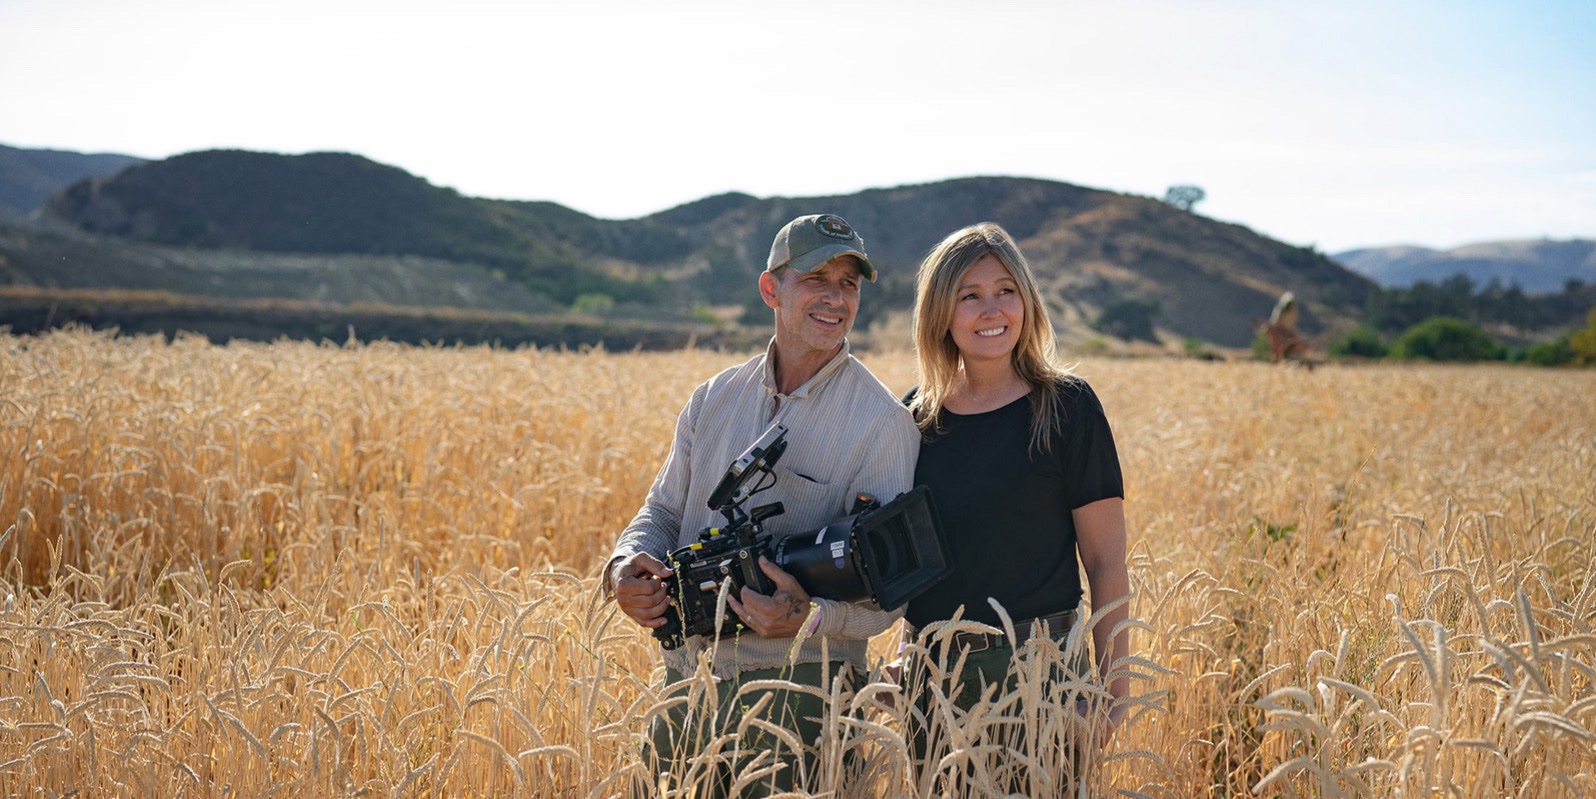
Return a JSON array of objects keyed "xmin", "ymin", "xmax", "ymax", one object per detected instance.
[{"xmin": 641, "ymin": 660, "xmax": 852, "ymax": 798}]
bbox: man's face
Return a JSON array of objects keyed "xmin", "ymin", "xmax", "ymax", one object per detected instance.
[{"xmin": 761, "ymin": 255, "xmax": 863, "ymax": 360}]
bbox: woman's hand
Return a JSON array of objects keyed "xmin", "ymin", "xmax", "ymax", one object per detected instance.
[
  {"xmin": 881, "ymin": 658, "xmax": 903, "ymax": 684},
  {"xmin": 873, "ymin": 658, "xmax": 905, "ymax": 711}
]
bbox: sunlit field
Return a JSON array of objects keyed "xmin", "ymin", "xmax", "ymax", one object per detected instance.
[{"xmin": 2, "ymin": 327, "xmax": 1592, "ymax": 797}]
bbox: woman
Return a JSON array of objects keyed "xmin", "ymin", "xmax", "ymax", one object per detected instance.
[{"xmin": 900, "ymin": 222, "xmax": 1131, "ymax": 786}]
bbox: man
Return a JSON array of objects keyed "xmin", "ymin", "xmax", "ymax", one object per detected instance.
[{"xmin": 607, "ymin": 213, "xmax": 918, "ymax": 795}]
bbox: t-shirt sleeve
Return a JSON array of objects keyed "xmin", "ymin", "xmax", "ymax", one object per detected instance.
[{"xmin": 1056, "ymin": 379, "xmax": 1125, "ymax": 508}]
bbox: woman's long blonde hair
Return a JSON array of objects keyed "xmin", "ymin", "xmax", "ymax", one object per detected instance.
[{"xmin": 908, "ymin": 222, "xmax": 1071, "ymax": 454}]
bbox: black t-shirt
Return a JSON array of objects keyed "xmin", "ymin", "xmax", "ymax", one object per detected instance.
[{"xmin": 905, "ymin": 377, "xmax": 1124, "ymax": 629}]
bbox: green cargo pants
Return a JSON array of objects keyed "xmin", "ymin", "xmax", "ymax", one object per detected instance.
[
  {"xmin": 904, "ymin": 629, "xmax": 1093, "ymax": 795},
  {"xmin": 641, "ymin": 660, "xmax": 852, "ymax": 798}
]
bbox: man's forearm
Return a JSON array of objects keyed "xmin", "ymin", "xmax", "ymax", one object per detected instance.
[{"xmin": 808, "ymin": 596, "xmax": 902, "ymax": 640}]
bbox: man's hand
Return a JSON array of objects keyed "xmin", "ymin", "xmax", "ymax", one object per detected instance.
[
  {"xmin": 726, "ymin": 557, "xmax": 813, "ymax": 638},
  {"xmin": 612, "ymin": 552, "xmax": 673, "ymax": 630}
]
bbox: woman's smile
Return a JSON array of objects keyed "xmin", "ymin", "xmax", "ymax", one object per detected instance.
[{"xmin": 950, "ymin": 254, "xmax": 1024, "ymax": 362}]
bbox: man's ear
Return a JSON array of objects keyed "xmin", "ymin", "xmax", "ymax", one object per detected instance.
[{"xmin": 758, "ymin": 271, "xmax": 781, "ymax": 310}]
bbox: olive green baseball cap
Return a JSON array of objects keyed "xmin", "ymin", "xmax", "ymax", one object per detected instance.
[{"xmin": 766, "ymin": 213, "xmax": 876, "ymax": 281}]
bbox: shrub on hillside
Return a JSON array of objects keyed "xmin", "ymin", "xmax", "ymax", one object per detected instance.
[
  {"xmin": 1250, "ymin": 333, "xmax": 1271, "ymax": 361},
  {"xmin": 1094, "ymin": 298, "xmax": 1160, "ymax": 343},
  {"xmin": 1389, "ymin": 317, "xmax": 1501, "ymax": 362},
  {"xmin": 1571, "ymin": 306, "xmax": 1596, "ymax": 366},
  {"xmin": 1328, "ymin": 326, "xmax": 1388, "ymax": 359},
  {"xmin": 1516, "ymin": 335, "xmax": 1574, "ymax": 366}
]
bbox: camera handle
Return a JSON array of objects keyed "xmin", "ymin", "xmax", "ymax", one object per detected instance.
[
  {"xmin": 732, "ymin": 503, "xmax": 784, "ymax": 595},
  {"xmin": 734, "ymin": 547, "xmax": 777, "ymax": 596},
  {"xmin": 749, "ymin": 502, "xmax": 784, "ymax": 527}
]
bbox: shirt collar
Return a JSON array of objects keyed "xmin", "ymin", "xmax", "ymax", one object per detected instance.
[{"xmin": 761, "ymin": 338, "xmax": 852, "ymax": 399}]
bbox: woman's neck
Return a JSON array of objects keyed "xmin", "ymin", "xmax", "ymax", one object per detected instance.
[{"xmin": 947, "ymin": 360, "xmax": 1029, "ymax": 414}]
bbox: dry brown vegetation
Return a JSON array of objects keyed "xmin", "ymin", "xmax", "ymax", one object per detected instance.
[{"xmin": 1, "ymin": 328, "xmax": 1592, "ymax": 797}]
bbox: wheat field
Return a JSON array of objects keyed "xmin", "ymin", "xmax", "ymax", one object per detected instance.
[{"xmin": 1, "ymin": 327, "xmax": 1592, "ymax": 797}]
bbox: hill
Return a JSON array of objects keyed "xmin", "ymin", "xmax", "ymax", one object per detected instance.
[
  {"xmin": 16, "ymin": 148, "xmax": 1379, "ymax": 348},
  {"xmin": 1334, "ymin": 239, "xmax": 1596, "ymax": 294},
  {"xmin": 0, "ymin": 143, "xmax": 144, "ymax": 219},
  {"xmin": 40, "ymin": 149, "xmax": 685, "ymax": 308},
  {"xmin": 644, "ymin": 178, "xmax": 1374, "ymax": 347}
]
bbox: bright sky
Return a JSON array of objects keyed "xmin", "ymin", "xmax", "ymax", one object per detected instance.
[{"xmin": 4, "ymin": 0, "xmax": 1593, "ymax": 253}]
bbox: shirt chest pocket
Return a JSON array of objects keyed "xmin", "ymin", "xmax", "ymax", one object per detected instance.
[{"xmin": 768, "ymin": 463, "xmax": 839, "ymax": 525}]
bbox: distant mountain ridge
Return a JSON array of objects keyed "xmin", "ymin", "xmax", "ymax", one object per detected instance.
[
  {"xmin": 1334, "ymin": 239, "xmax": 1596, "ymax": 294},
  {"xmin": 10, "ymin": 146, "xmax": 1381, "ymax": 348},
  {"xmin": 0, "ymin": 143, "xmax": 143, "ymax": 219}
]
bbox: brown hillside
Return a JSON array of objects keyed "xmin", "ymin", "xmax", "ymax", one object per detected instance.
[{"xmin": 27, "ymin": 152, "xmax": 1376, "ymax": 348}]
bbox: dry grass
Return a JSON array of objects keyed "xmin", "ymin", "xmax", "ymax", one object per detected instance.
[{"xmin": 1, "ymin": 328, "xmax": 1592, "ymax": 797}]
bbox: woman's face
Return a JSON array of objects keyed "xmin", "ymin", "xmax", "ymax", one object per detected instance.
[{"xmin": 948, "ymin": 254, "xmax": 1024, "ymax": 366}]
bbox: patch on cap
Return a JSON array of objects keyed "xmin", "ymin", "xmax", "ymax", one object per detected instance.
[{"xmin": 814, "ymin": 214, "xmax": 854, "ymax": 239}]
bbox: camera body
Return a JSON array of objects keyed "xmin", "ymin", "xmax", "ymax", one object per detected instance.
[
  {"xmin": 651, "ymin": 423, "xmax": 950, "ymax": 651},
  {"xmin": 653, "ymin": 493, "xmax": 882, "ymax": 650}
]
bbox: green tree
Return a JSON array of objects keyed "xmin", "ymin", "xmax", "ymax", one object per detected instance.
[
  {"xmin": 1389, "ymin": 317, "xmax": 1501, "ymax": 362},
  {"xmin": 1570, "ymin": 306, "xmax": 1596, "ymax": 366},
  {"xmin": 1520, "ymin": 334, "xmax": 1573, "ymax": 366},
  {"xmin": 1367, "ymin": 276, "xmax": 1476, "ymax": 333},
  {"xmin": 1328, "ymin": 326, "xmax": 1387, "ymax": 359},
  {"xmin": 1162, "ymin": 184, "xmax": 1206, "ymax": 212}
]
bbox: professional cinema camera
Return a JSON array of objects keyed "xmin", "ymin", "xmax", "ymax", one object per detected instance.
[{"xmin": 652, "ymin": 422, "xmax": 951, "ymax": 651}]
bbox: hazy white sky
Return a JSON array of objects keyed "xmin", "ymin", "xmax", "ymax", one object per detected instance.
[{"xmin": 4, "ymin": 0, "xmax": 1593, "ymax": 252}]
